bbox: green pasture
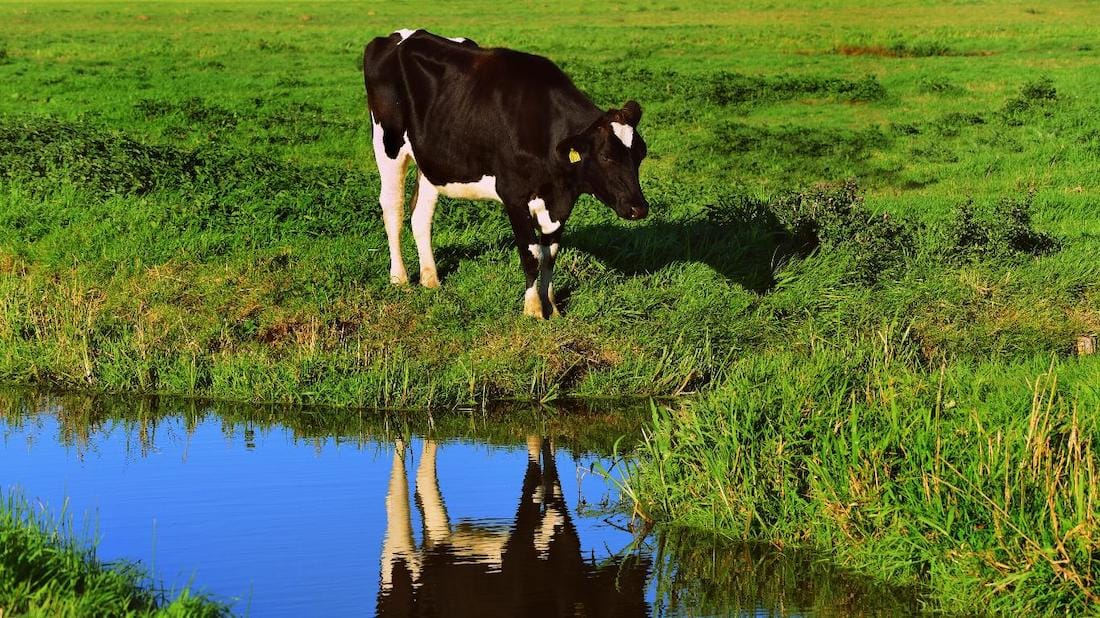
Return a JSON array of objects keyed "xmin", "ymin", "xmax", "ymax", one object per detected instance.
[{"xmin": 0, "ymin": 0, "xmax": 1098, "ymax": 612}]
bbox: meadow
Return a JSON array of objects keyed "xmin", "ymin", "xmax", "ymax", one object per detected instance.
[{"xmin": 0, "ymin": 0, "xmax": 1098, "ymax": 612}]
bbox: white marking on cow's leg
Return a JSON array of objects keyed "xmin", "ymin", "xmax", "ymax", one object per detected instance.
[
  {"xmin": 371, "ymin": 113, "xmax": 413, "ymax": 285},
  {"xmin": 381, "ymin": 441, "xmax": 418, "ymax": 589},
  {"xmin": 527, "ymin": 244, "xmax": 540, "ymax": 261},
  {"xmin": 527, "ymin": 197, "xmax": 560, "ymax": 234},
  {"xmin": 411, "ymin": 172, "xmax": 440, "ymax": 288},
  {"xmin": 538, "ymin": 243, "xmax": 560, "ymax": 317},
  {"xmin": 523, "ymin": 284, "xmax": 543, "ymax": 318},
  {"xmin": 415, "ymin": 440, "xmax": 451, "ymax": 548},
  {"xmin": 394, "ymin": 28, "xmax": 417, "ymax": 43},
  {"xmin": 533, "ymin": 502, "xmax": 565, "ymax": 558},
  {"xmin": 610, "ymin": 121, "xmax": 635, "ymax": 148}
]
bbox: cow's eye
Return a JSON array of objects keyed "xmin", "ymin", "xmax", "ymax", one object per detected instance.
[{"xmin": 600, "ymin": 153, "xmax": 613, "ymax": 162}]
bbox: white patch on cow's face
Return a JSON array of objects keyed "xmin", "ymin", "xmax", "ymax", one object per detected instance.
[
  {"xmin": 527, "ymin": 197, "xmax": 560, "ymax": 234},
  {"xmin": 394, "ymin": 29, "xmax": 417, "ymax": 43},
  {"xmin": 437, "ymin": 175, "xmax": 501, "ymax": 202},
  {"xmin": 610, "ymin": 122, "xmax": 634, "ymax": 148}
]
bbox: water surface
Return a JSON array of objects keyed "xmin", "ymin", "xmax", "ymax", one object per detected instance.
[{"xmin": 0, "ymin": 390, "xmax": 919, "ymax": 616}]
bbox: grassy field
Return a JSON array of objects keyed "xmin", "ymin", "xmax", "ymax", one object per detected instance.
[
  {"xmin": 1, "ymin": 492, "xmax": 226, "ymax": 616},
  {"xmin": 0, "ymin": 0, "xmax": 1098, "ymax": 612}
]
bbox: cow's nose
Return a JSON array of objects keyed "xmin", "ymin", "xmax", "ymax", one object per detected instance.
[{"xmin": 629, "ymin": 205, "xmax": 649, "ymax": 220}]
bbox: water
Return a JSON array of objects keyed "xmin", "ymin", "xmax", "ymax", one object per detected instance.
[{"xmin": 0, "ymin": 390, "xmax": 919, "ymax": 616}]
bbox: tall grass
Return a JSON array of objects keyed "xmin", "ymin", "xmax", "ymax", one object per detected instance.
[
  {"xmin": 628, "ymin": 343, "xmax": 1100, "ymax": 613},
  {"xmin": 0, "ymin": 492, "xmax": 227, "ymax": 616}
]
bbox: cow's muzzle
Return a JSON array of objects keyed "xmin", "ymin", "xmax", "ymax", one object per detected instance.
[{"xmin": 627, "ymin": 205, "xmax": 649, "ymax": 220}]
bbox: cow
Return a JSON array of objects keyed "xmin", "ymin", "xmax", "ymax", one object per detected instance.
[{"xmin": 363, "ymin": 29, "xmax": 649, "ymax": 318}]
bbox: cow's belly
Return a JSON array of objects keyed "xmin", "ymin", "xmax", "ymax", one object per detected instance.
[{"xmin": 436, "ymin": 175, "xmax": 502, "ymax": 202}]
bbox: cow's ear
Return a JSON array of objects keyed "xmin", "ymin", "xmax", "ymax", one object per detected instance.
[
  {"xmin": 557, "ymin": 134, "xmax": 589, "ymax": 166},
  {"xmin": 621, "ymin": 100, "xmax": 642, "ymax": 127}
]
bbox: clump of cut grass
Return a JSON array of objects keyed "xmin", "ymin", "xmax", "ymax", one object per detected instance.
[
  {"xmin": 947, "ymin": 190, "xmax": 1061, "ymax": 260},
  {"xmin": 1001, "ymin": 77, "xmax": 1059, "ymax": 126},
  {"xmin": 768, "ymin": 180, "xmax": 917, "ymax": 284},
  {"xmin": 833, "ymin": 41, "xmax": 988, "ymax": 58},
  {"xmin": 0, "ymin": 492, "xmax": 228, "ymax": 616},
  {"xmin": 917, "ymin": 76, "xmax": 965, "ymax": 95},
  {"xmin": 930, "ymin": 111, "xmax": 985, "ymax": 137}
]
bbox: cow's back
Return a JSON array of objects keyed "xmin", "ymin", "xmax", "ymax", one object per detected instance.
[{"xmin": 364, "ymin": 30, "xmax": 598, "ymax": 188}]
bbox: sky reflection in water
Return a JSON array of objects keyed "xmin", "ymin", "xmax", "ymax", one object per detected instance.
[
  {"xmin": 0, "ymin": 392, "xmax": 921, "ymax": 617},
  {"xmin": 1, "ymin": 398, "xmax": 649, "ymax": 616}
]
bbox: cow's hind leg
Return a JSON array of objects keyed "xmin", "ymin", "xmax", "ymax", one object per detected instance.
[
  {"xmin": 411, "ymin": 172, "xmax": 440, "ymax": 288},
  {"xmin": 371, "ymin": 113, "xmax": 412, "ymax": 285}
]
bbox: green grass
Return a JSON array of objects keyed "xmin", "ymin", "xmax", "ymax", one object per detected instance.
[
  {"xmin": 0, "ymin": 0, "xmax": 1098, "ymax": 611},
  {"xmin": 0, "ymin": 492, "xmax": 227, "ymax": 617},
  {"xmin": 628, "ymin": 348, "xmax": 1100, "ymax": 614},
  {"xmin": 0, "ymin": 0, "xmax": 1097, "ymax": 407}
]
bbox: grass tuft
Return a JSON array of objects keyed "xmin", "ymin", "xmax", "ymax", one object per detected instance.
[{"xmin": 0, "ymin": 491, "xmax": 228, "ymax": 616}]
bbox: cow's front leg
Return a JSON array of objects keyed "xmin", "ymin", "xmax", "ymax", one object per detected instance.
[
  {"xmin": 505, "ymin": 206, "xmax": 544, "ymax": 318},
  {"xmin": 538, "ymin": 230, "xmax": 562, "ymax": 317}
]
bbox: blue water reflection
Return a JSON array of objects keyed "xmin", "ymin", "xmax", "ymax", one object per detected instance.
[
  {"xmin": 1, "ymin": 392, "xmax": 923, "ymax": 617},
  {"xmin": 1, "ymin": 408, "xmax": 644, "ymax": 616}
]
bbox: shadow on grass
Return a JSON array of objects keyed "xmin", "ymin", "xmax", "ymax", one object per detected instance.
[{"xmin": 569, "ymin": 207, "xmax": 804, "ymax": 294}]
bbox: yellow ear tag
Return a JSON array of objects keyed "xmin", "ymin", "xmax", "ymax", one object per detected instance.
[{"xmin": 568, "ymin": 148, "xmax": 581, "ymax": 164}]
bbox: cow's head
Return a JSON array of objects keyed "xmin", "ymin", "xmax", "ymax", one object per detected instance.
[{"xmin": 559, "ymin": 101, "xmax": 649, "ymax": 220}]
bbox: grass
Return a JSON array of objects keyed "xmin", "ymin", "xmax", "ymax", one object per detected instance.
[
  {"xmin": 628, "ymin": 348, "xmax": 1100, "ymax": 614},
  {"xmin": 0, "ymin": 492, "xmax": 227, "ymax": 616},
  {"xmin": 0, "ymin": 0, "xmax": 1098, "ymax": 612}
]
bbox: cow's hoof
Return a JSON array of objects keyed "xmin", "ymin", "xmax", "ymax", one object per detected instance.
[
  {"xmin": 390, "ymin": 272, "xmax": 409, "ymax": 285},
  {"xmin": 420, "ymin": 270, "xmax": 440, "ymax": 289},
  {"xmin": 523, "ymin": 287, "xmax": 545, "ymax": 319},
  {"xmin": 523, "ymin": 300, "xmax": 546, "ymax": 319},
  {"xmin": 549, "ymin": 304, "xmax": 560, "ymax": 318}
]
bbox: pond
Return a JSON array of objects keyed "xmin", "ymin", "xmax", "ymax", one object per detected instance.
[{"xmin": 0, "ymin": 389, "xmax": 919, "ymax": 616}]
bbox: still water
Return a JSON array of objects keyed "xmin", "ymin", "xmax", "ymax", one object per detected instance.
[{"xmin": 0, "ymin": 390, "xmax": 918, "ymax": 616}]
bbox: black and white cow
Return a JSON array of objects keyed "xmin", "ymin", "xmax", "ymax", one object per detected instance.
[{"xmin": 363, "ymin": 29, "xmax": 649, "ymax": 318}]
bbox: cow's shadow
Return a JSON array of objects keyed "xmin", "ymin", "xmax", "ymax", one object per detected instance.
[
  {"xmin": 428, "ymin": 201, "xmax": 812, "ymax": 298},
  {"xmin": 567, "ymin": 205, "xmax": 810, "ymax": 295}
]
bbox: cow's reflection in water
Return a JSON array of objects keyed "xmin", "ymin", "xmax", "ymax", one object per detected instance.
[{"xmin": 378, "ymin": 436, "xmax": 649, "ymax": 617}]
